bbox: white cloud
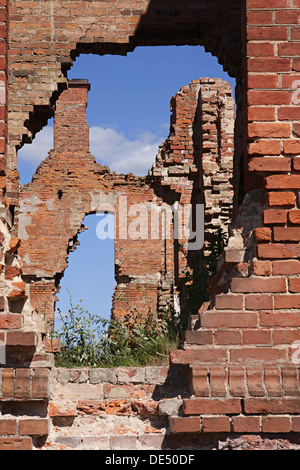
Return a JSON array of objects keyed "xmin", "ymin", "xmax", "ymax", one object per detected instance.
[
  {"xmin": 18, "ymin": 124, "xmax": 166, "ymax": 176},
  {"xmin": 17, "ymin": 125, "xmax": 54, "ymax": 164},
  {"xmin": 90, "ymin": 126, "xmax": 162, "ymax": 176}
]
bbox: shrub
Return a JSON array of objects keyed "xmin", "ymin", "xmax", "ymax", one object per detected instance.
[
  {"xmin": 51, "ymin": 229, "xmax": 227, "ymax": 367},
  {"xmin": 51, "ymin": 298, "xmax": 179, "ymax": 368}
]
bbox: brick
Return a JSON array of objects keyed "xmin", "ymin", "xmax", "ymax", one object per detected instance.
[
  {"xmin": 103, "ymin": 384, "xmax": 134, "ymax": 400},
  {"xmin": 169, "ymin": 417, "xmax": 201, "ymax": 434},
  {"xmin": 200, "ymin": 311, "xmax": 258, "ymax": 328},
  {"xmin": 248, "ymin": 58, "xmax": 291, "ymax": 73},
  {"xmin": 253, "ymin": 260, "xmax": 271, "ymax": 276},
  {"xmin": 248, "ymin": 106, "xmax": 275, "ymax": 122},
  {"xmin": 289, "ymin": 210, "xmax": 300, "ymax": 225},
  {"xmin": 184, "ymin": 330, "xmax": 213, "ymax": 345},
  {"xmin": 188, "ymin": 366, "xmax": 209, "ymax": 397},
  {"xmin": 6, "ymin": 331, "xmax": 36, "ymax": 346},
  {"xmin": 0, "ymin": 437, "xmax": 32, "ymax": 450},
  {"xmin": 77, "ymin": 400, "xmax": 106, "ymax": 415},
  {"xmin": 293, "ymin": 59, "xmax": 300, "ymax": 71},
  {"xmin": 262, "ymin": 416, "xmax": 291, "ymax": 433},
  {"xmin": 258, "ymin": 244, "xmax": 300, "ymax": 259},
  {"xmin": 245, "ymin": 398, "xmax": 300, "ymax": 414},
  {"xmin": 283, "ymin": 140, "xmax": 300, "ymax": 155},
  {"xmin": 261, "ymin": 310, "xmax": 300, "ymax": 327},
  {"xmin": 274, "ymin": 227, "xmax": 300, "ymax": 242},
  {"xmin": 248, "ymin": 90, "xmax": 290, "ymax": 106},
  {"xmin": 132, "ymin": 399, "xmax": 159, "ymax": 416},
  {"xmin": 279, "ymin": 42, "xmax": 300, "ymax": 57},
  {"xmin": 7, "ymin": 237, "xmax": 20, "ymax": 254},
  {"xmin": 31, "ymin": 368, "xmax": 49, "ymax": 399},
  {"xmin": 273, "ymin": 328, "xmax": 300, "ymax": 345},
  {"xmin": 117, "ymin": 367, "xmax": 146, "ymax": 383},
  {"xmin": 214, "ymin": 294, "xmax": 244, "ymax": 310},
  {"xmin": 243, "ymin": 329, "xmax": 272, "ymax": 345},
  {"xmin": 247, "ymin": 73, "xmax": 279, "ymax": 88},
  {"xmin": 202, "ymin": 416, "xmax": 230, "ymax": 433},
  {"xmin": 274, "ymin": 294, "xmax": 300, "ymax": 310},
  {"xmin": 231, "ymin": 277, "xmax": 286, "ymax": 293},
  {"xmin": 265, "ymin": 174, "xmax": 300, "ymax": 190},
  {"xmin": 278, "ymin": 107, "xmax": 300, "ymax": 120},
  {"xmin": 254, "ymin": 227, "xmax": 271, "ymax": 242},
  {"xmin": 209, "ymin": 366, "xmax": 227, "ymax": 397},
  {"xmin": 248, "ymin": 140, "xmax": 281, "ymax": 156},
  {"xmin": 110, "ymin": 435, "xmax": 137, "ymax": 450},
  {"xmin": 232, "ymin": 416, "xmax": 261, "ymax": 433},
  {"xmin": 4, "ymin": 265, "xmax": 21, "ymax": 280},
  {"xmin": 247, "ymin": 11, "xmax": 273, "ymax": 26},
  {"xmin": 293, "ymin": 126, "xmax": 300, "ymax": 139},
  {"xmin": 214, "ymin": 329, "xmax": 242, "ymax": 345},
  {"xmin": 15, "ymin": 368, "xmax": 31, "ymax": 399},
  {"xmin": 267, "ymin": 191, "xmax": 295, "ymax": 207},
  {"xmin": 246, "ymin": 367, "xmax": 266, "ymax": 397},
  {"xmin": 183, "ymin": 398, "xmax": 241, "ymax": 415},
  {"xmin": 19, "ymin": 418, "xmax": 49, "ymax": 436},
  {"xmin": 230, "ymin": 347, "xmax": 286, "ymax": 364},
  {"xmin": 272, "ymin": 260, "xmax": 300, "ymax": 275},
  {"xmin": 48, "ymin": 401, "xmax": 77, "ymax": 417},
  {"xmin": 264, "ymin": 209, "xmax": 287, "ymax": 224},
  {"xmin": 170, "ymin": 348, "xmax": 228, "ymax": 365},
  {"xmin": 282, "ymin": 366, "xmax": 300, "ymax": 396},
  {"xmin": 289, "ymin": 278, "xmax": 300, "ymax": 293},
  {"xmin": 229, "ymin": 367, "xmax": 246, "ymax": 397},
  {"xmin": 247, "ymin": 42, "xmax": 274, "ymax": 56},
  {"xmin": 247, "ymin": 26, "xmax": 288, "ymax": 41},
  {"xmin": 264, "ymin": 367, "xmax": 283, "ymax": 397},
  {"xmin": 275, "ymin": 11, "xmax": 300, "ymax": 25},
  {"xmin": 0, "ymin": 313, "xmax": 22, "ymax": 329},
  {"xmin": 292, "ymin": 416, "xmax": 300, "ymax": 432},
  {"xmin": 1, "ymin": 368, "xmax": 14, "ymax": 397},
  {"xmin": 0, "ymin": 419, "xmax": 17, "ymax": 435},
  {"xmin": 247, "ymin": 0, "xmax": 289, "ymax": 6},
  {"xmin": 249, "ymin": 158, "xmax": 291, "ymax": 174},
  {"xmin": 138, "ymin": 434, "xmax": 165, "ymax": 449}
]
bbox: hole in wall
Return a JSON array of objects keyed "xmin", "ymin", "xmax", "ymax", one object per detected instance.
[
  {"xmin": 17, "ymin": 45, "xmax": 236, "ymax": 332},
  {"xmin": 55, "ymin": 213, "xmax": 116, "ymax": 330},
  {"xmin": 17, "ymin": 46, "xmax": 236, "ymax": 185}
]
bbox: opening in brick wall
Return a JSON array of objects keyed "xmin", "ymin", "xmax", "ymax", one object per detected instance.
[
  {"xmin": 17, "ymin": 46, "xmax": 237, "ymax": 358},
  {"xmin": 17, "ymin": 46, "xmax": 236, "ymax": 183},
  {"xmin": 55, "ymin": 213, "xmax": 116, "ymax": 332}
]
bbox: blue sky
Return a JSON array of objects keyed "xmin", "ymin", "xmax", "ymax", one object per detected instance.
[{"xmin": 17, "ymin": 46, "xmax": 236, "ymax": 325}]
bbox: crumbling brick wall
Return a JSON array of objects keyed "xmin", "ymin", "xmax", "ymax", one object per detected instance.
[
  {"xmin": 18, "ymin": 75, "xmax": 234, "ymax": 327},
  {"xmin": 18, "ymin": 80, "xmax": 171, "ymax": 325}
]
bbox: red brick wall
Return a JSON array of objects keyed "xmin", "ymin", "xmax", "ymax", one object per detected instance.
[
  {"xmin": 7, "ymin": 0, "xmax": 242, "ymax": 172},
  {"xmin": 18, "ymin": 81, "xmax": 169, "ymax": 323},
  {"xmin": 168, "ymin": 0, "xmax": 300, "ymax": 447}
]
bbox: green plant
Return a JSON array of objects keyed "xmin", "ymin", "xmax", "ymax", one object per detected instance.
[
  {"xmin": 179, "ymin": 228, "xmax": 228, "ymax": 331},
  {"xmin": 50, "ymin": 229, "xmax": 227, "ymax": 368},
  {"xmin": 51, "ymin": 296, "xmax": 179, "ymax": 368},
  {"xmin": 52, "ymin": 296, "xmax": 108, "ymax": 367},
  {"xmin": 101, "ymin": 308, "xmax": 179, "ymax": 367}
]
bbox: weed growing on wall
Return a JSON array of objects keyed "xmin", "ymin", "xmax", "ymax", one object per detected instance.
[
  {"xmin": 51, "ymin": 229, "xmax": 227, "ymax": 367},
  {"xmin": 179, "ymin": 228, "xmax": 228, "ymax": 331},
  {"xmin": 51, "ymin": 300, "xmax": 179, "ymax": 368}
]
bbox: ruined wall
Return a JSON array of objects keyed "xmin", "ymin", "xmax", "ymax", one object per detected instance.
[
  {"xmin": 168, "ymin": 0, "xmax": 300, "ymax": 449},
  {"xmin": 17, "ymin": 76, "xmax": 235, "ymax": 330},
  {"xmin": 18, "ymin": 80, "xmax": 171, "ymax": 324}
]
